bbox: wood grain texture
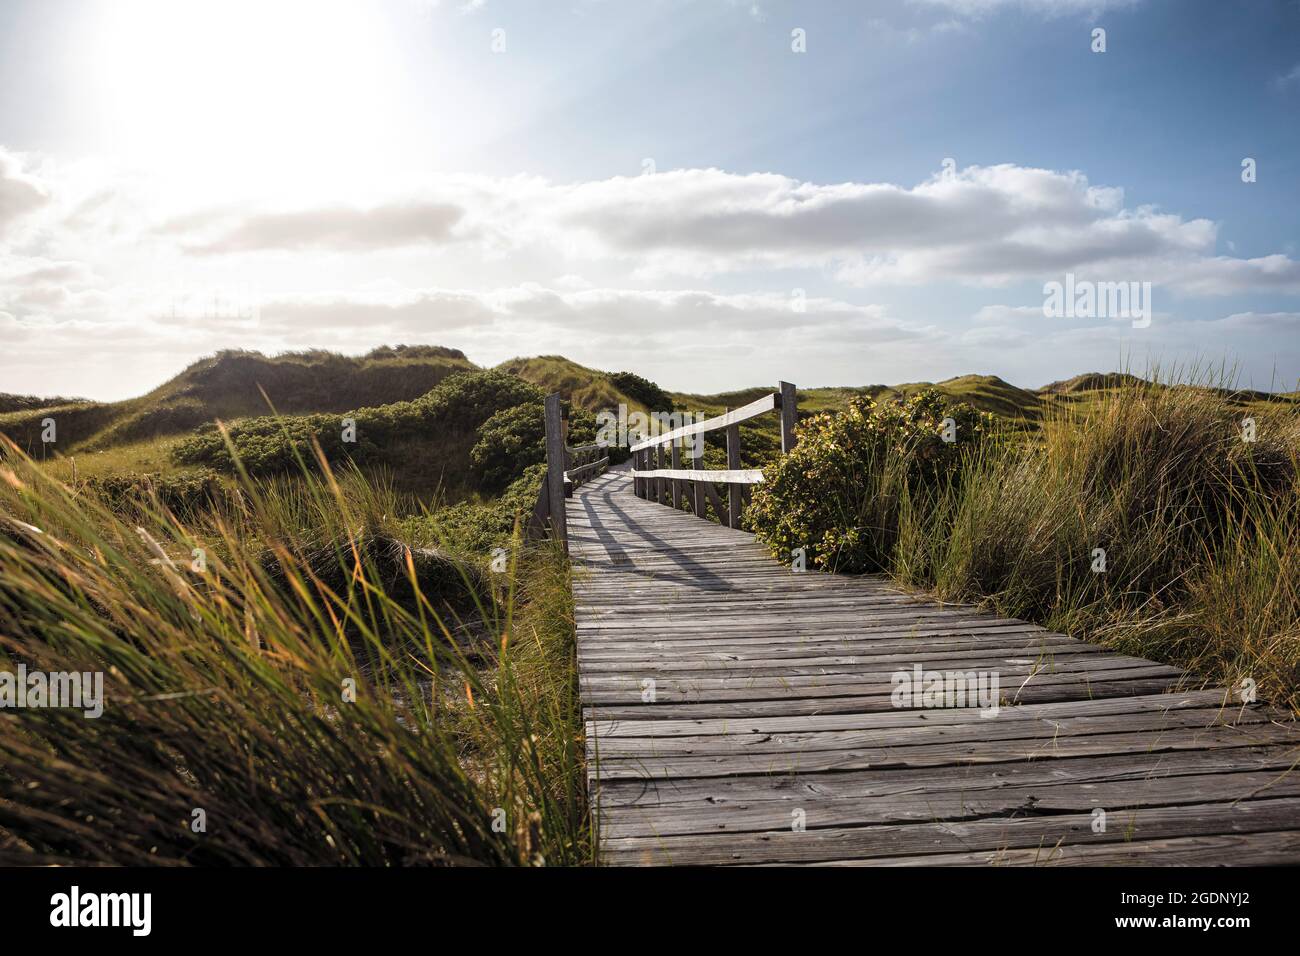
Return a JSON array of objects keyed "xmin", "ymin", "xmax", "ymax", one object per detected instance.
[{"xmin": 567, "ymin": 467, "xmax": 1300, "ymax": 866}]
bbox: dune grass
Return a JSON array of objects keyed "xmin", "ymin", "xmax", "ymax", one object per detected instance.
[
  {"xmin": 900, "ymin": 375, "xmax": 1300, "ymax": 710},
  {"xmin": 0, "ymin": 434, "xmax": 589, "ymax": 866},
  {"xmin": 750, "ymin": 370, "xmax": 1300, "ymax": 711}
]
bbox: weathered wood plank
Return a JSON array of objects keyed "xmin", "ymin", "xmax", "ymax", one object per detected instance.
[
  {"xmin": 577, "ymin": 645, "xmax": 1146, "ymax": 674},
  {"xmin": 588, "ymin": 723, "xmax": 1300, "ymax": 781},
  {"xmin": 598, "ymin": 769, "xmax": 1300, "ymax": 840},
  {"xmin": 588, "ymin": 688, "xmax": 1241, "ymax": 738},
  {"xmin": 838, "ymin": 830, "xmax": 1300, "ymax": 866},
  {"xmin": 592, "ymin": 743, "xmax": 1300, "ymax": 808},
  {"xmin": 580, "ymin": 679, "xmax": 1195, "ymax": 720},
  {"xmin": 587, "ymin": 707, "xmax": 1274, "ymax": 760},
  {"xmin": 578, "ymin": 662, "xmax": 1185, "ymax": 703},
  {"xmin": 600, "ymin": 797, "xmax": 1300, "ymax": 866}
]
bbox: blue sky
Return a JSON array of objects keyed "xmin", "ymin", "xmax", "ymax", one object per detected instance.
[{"xmin": 1, "ymin": 0, "xmax": 1298, "ymax": 398}]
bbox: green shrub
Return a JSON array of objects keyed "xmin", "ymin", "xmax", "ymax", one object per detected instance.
[
  {"xmin": 418, "ymin": 369, "xmax": 546, "ymax": 428},
  {"xmin": 405, "ymin": 463, "xmax": 549, "ymax": 556},
  {"xmin": 609, "ymin": 371, "xmax": 670, "ymax": 411},
  {"xmin": 746, "ymin": 389, "xmax": 991, "ymax": 572},
  {"xmin": 172, "ymin": 370, "xmax": 545, "ymax": 478},
  {"xmin": 0, "ymin": 393, "xmax": 90, "ymax": 414},
  {"xmin": 471, "ymin": 404, "xmax": 546, "ymax": 494},
  {"xmin": 469, "ymin": 403, "xmax": 601, "ymax": 494}
]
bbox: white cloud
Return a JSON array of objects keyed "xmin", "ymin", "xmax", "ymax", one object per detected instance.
[
  {"xmin": 2, "ymin": 258, "xmax": 94, "ymax": 287},
  {"xmin": 1168, "ymin": 255, "xmax": 1300, "ymax": 296},
  {"xmin": 4, "ymin": 150, "xmax": 1300, "ymax": 398},
  {"xmin": 539, "ymin": 164, "xmax": 1265, "ymax": 293},
  {"xmin": 142, "ymin": 164, "xmax": 1296, "ymax": 295},
  {"xmin": 256, "ymin": 283, "xmax": 922, "ymax": 341},
  {"xmin": 961, "ymin": 324, "xmax": 1034, "ymax": 347},
  {"xmin": 169, "ymin": 200, "xmax": 470, "ymax": 254},
  {"xmin": 972, "ymin": 304, "xmax": 1044, "ymax": 323},
  {"xmin": 0, "ymin": 149, "xmax": 51, "ymax": 240},
  {"xmin": 1207, "ymin": 311, "xmax": 1300, "ymax": 333}
]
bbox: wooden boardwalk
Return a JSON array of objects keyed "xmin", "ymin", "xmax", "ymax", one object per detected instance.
[{"xmin": 569, "ymin": 466, "xmax": 1300, "ymax": 866}]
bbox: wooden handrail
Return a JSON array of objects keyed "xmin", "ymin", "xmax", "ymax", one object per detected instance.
[
  {"xmin": 530, "ymin": 382, "xmax": 793, "ymax": 545},
  {"xmin": 637, "ymin": 467, "xmax": 764, "ymax": 484},
  {"xmin": 631, "ymin": 380, "xmax": 797, "ymax": 529},
  {"xmin": 565, "ymin": 457, "xmax": 608, "ymax": 484},
  {"xmin": 629, "ymin": 392, "xmax": 777, "ymax": 452}
]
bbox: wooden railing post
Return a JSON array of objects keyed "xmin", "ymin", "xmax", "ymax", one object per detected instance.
[
  {"xmin": 543, "ymin": 393, "xmax": 568, "ymax": 552},
  {"xmin": 691, "ymin": 436, "xmax": 704, "ymax": 516},
  {"xmin": 779, "ymin": 380, "xmax": 798, "ymax": 453},
  {"xmin": 633, "ymin": 449, "xmax": 642, "ymax": 498},
  {"xmin": 650, "ymin": 442, "xmax": 660, "ymax": 504},
  {"xmin": 670, "ymin": 439, "xmax": 682, "ymax": 510},
  {"xmin": 725, "ymin": 419, "xmax": 742, "ymax": 529}
]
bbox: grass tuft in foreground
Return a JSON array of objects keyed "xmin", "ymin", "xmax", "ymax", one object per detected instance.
[{"xmin": 0, "ymin": 435, "xmax": 589, "ymax": 866}]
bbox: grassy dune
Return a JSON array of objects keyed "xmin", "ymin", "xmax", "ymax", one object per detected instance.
[
  {"xmin": 493, "ymin": 355, "xmax": 650, "ymax": 413},
  {"xmin": 0, "ymin": 346, "xmax": 476, "ymax": 458}
]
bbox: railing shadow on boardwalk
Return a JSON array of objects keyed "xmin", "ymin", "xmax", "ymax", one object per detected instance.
[{"xmin": 576, "ymin": 478, "xmax": 733, "ymax": 590}]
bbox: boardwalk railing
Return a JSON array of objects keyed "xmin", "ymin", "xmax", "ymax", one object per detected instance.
[
  {"xmin": 629, "ymin": 381, "xmax": 797, "ymax": 529},
  {"xmin": 528, "ymin": 392, "xmax": 609, "ymax": 551}
]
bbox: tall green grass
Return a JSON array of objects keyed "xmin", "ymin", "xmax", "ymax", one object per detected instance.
[
  {"xmin": 753, "ymin": 371, "xmax": 1300, "ymax": 711},
  {"xmin": 903, "ymin": 380, "xmax": 1300, "ymax": 709},
  {"xmin": 0, "ymin": 435, "xmax": 589, "ymax": 866}
]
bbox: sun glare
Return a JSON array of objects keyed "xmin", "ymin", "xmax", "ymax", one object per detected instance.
[{"xmin": 82, "ymin": 0, "xmax": 407, "ymax": 195}]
